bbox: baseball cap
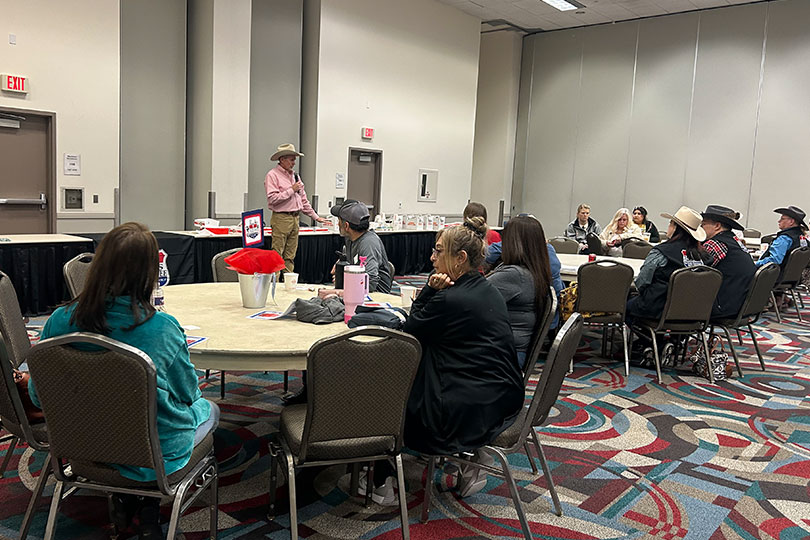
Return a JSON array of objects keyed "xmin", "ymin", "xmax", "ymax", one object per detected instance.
[{"xmin": 330, "ymin": 199, "xmax": 370, "ymax": 226}]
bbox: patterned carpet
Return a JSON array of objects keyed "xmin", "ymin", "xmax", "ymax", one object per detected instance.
[{"xmin": 2, "ymin": 285, "xmax": 809, "ymax": 539}]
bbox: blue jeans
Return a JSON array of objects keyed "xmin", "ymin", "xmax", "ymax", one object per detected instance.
[{"xmin": 194, "ymin": 400, "xmax": 220, "ymax": 445}]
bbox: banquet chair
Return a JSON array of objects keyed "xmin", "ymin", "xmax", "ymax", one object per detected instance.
[
  {"xmin": 420, "ymin": 315, "xmax": 584, "ymax": 539},
  {"xmin": 632, "ymin": 266, "xmax": 722, "ymax": 383},
  {"xmin": 268, "ymin": 326, "xmax": 420, "ymax": 540},
  {"xmin": 208, "ymin": 248, "xmax": 241, "ymax": 397},
  {"xmin": 575, "ymin": 261, "xmax": 634, "ymax": 377},
  {"xmin": 743, "ymin": 228, "xmax": 761, "ymax": 238},
  {"xmin": 586, "ymin": 232, "xmax": 604, "ymax": 256},
  {"xmin": 26, "ymin": 333, "xmax": 219, "ymax": 540},
  {"xmin": 0, "ymin": 271, "xmax": 51, "ymax": 540},
  {"xmin": 709, "ymin": 263, "xmax": 779, "ymax": 374},
  {"xmin": 548, "ymin": 236, "xmax": 579, "ymax": 255},
  {"xmin": 761, "ymin": 233, "xmax": 777, "ymax": 246},
  {"xmin": 622, "ymin": 239, "xmax": 653, "ymax": 260},
  {"xmin": 770, "ymin": 246, "xmax": 810, "ymax": 323},
  {"xmin": 62, "ymin": 252, "xmax": 94, "ymax": 299}
]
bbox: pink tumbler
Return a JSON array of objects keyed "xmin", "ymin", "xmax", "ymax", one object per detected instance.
[{"xmin": 343, "ymin": 265, "xmax": 369, "ymax": 323}]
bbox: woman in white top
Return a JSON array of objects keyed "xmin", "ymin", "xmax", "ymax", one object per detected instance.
[{"xmin": 599, "ymin": 207, "xmax": 643, "ymax": 256}]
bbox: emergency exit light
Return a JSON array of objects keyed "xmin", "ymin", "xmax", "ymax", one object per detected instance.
[{"xmin": 1, "ymin": 74, "xmax": 28, "ymax": 94}]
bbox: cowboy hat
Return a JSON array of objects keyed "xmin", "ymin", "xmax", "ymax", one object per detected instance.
[
  {"xmin": 661, "ymin": 206, "xmax": 706, "ymax": 242},
  {"xmin": 701, "ymin": 204, "xmax": 744, "ymax": 231},
  {"xmin": 773, "ymin": 205, "xmax": 807, "ymax": 228},
  {"xmin": 270, "ymin": 143, "xmax": 304, "ymax": 161}
]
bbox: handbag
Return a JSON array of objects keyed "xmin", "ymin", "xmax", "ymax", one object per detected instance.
[
  {"xmin": 691, "ymin": 336, "xmax": 733, "ymax": 381},
  {"xmin": 13, "ymin": 370, "xmax": 45, "ymax": 422}
]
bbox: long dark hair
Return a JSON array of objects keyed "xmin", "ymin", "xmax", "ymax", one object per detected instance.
[
  {"xmin": 633, "ymin": 206, "xmax": 649, "ymax": 227},
  {"xmin": 668, "ymin": 222, "xmax": 706, "ymax": 262},
  {"xmin": 500, "ymin": 216, "xmax": 552, "ymax": 316},
  {"xmin": 70, "ymin": 222, "xmax": 159, "ymax": 333}
]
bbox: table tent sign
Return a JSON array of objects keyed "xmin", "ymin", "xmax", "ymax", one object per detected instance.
[{"xmin": 242, "ymin": 209, "xmax": 264, "ymax": 248}]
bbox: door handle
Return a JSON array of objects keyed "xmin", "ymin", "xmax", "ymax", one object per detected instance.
[{"xmin": 0, "ymin": 192, "xmax": 47, "ymax": 209}]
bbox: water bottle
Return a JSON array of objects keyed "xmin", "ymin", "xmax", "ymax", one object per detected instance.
[{"xmin": 152, "ymin": 286, "xmax": 165, "ymax": 312}]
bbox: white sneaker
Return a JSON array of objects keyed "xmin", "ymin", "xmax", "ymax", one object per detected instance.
[
  {"xmin": 357, "ymin": 474, "xmax": 398, "ymax": 506},
  {"xmin": 457, "ymin": 450, "xmax": 494, "ymax": 498}
]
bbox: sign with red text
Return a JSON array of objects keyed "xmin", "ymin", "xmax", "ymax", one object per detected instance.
[
  {"xmin": 361, "ymin": 127, "xmax": 374, "ymax": 140},
  {"xmin": 1, "ymin": 74, "xmax": 28, "ymax": 94}
]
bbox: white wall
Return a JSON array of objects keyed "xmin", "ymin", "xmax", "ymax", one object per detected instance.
[
  {"xmin": 0, "ymin": 0, "xmax": 119, "ymax": 231},
  {"xmin": 307, "ymin": 0, "xmax": 481, "ymax": 216},
  {"xmin": 470, "ymin": 30, "xmax": 522, "ymax": 227},
  {"xmin": 513, "ymin": 0, "xmax": 810, "ymax": 236}
]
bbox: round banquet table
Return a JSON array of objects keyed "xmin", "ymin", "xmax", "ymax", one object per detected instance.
[
  {"xmin": 556, "ymin": 253, "xmax": 645, "ymax": 281},
  {"xmin": 162, "ymin": 282, "xmax": 402, "ymax": 372}
]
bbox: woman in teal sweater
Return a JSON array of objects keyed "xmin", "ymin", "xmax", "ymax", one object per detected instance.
[{"xmin": 29, "ymin": 222, "xmax": 216, "ymax": 538}]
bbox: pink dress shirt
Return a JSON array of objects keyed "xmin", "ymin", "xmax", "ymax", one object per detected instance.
[{"xmin": 264, "ymin": 165, "xmax": 319, "ymax": 220}]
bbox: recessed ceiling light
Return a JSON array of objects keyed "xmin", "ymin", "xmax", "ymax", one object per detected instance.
[{"xmin": 541, "ymin": 0, "xmax": 585, "ymax": 11}]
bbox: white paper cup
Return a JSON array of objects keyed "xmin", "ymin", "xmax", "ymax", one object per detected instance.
[
  {"xmin": 642, "ymin": 233, "xmax": 651, "ymax": 242},
  {"xmin": 284, "ymin": 272, "xmax": 299, "ymax": 291},
  {"xmin": 400, "ymin": 285, "xmax": 418, "ymax": 308}
]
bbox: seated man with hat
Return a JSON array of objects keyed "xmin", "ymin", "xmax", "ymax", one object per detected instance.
[
  {"xmin": 700, "ymin": 205, "xmax": 755, "ymax": 318},
  {"xmin": 756, "ymin": 206, "xmax": 808, "ymax": 272},
  {"xmin": 331, "ymin": 199, "xmax": 393, "ymax": 293}
]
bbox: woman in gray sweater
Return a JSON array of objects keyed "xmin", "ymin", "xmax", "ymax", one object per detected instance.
[{"xmin": 487, "ymin": 216, "xmax": 552, "ymax": 368}]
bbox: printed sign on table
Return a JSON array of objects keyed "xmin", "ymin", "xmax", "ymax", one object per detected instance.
[
  {"xmin": 186, "ymin": 336, "xmax": 208, "ymax": 348},
  {"xmin": 242, "ymin": 209, "xmax": 264, "ymax": 248}
]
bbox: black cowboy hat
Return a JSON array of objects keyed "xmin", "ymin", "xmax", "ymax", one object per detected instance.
[
  {"xmin": 773, "ymin": 206, "xmax": 807, "ymax": 228},
  {"xmin": 701, "ymin": 204, "xmax": 745, "ymax": 231}
]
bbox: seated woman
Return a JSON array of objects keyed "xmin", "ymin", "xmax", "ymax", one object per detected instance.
[
  {"xmin": 487, "ymin": 216, "xmax": 552, "ymax": 368},
  {"xmin": 29, "ymin": 222, "xmax": 218, "ymax": 538},
  {"xmin": 632, "ymin": 206, "xmax": 660, "ymax": 243},
  {"xmin": 599, "ymin": 208, "xmax": 643, "ymax": 256},
  {"xmin": 402, "ymin": 217, "xmax": 524, "ymax": 497}
]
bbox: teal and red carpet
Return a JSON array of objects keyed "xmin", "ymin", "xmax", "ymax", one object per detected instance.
[{"xmin": 2, "ymin": 286, "xmax": 809, "ymax": 539}]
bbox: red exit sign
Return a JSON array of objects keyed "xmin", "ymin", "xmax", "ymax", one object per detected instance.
[
  {"xmin": 1, "ymin": 74, "xmax": 28, "ymax": 94},
  {"xmin": 361, "ymin": 127, "xmax": 374, "ymax": 140}
]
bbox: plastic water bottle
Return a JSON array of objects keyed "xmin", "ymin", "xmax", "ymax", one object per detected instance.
[{"xmin": 152, "ymin": 286, "xmax": 165, "ymax": 311}]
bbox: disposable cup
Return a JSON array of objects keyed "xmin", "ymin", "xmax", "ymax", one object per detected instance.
[
  {"xmin": 400, "ymin": 285, "xmax": 418, "ymax": 308},
  {"xmin": 284, "ymin": 272, "xmax": 299, "ymax": 291}
]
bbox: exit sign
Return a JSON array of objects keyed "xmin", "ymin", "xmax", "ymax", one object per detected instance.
[
  {"xmin": 1, "ymin": 74, "xmax": 28, "ymax": 94},
  {"xmin": 361, "ymin": 127, "xmax": 374, "ymax": 140}
]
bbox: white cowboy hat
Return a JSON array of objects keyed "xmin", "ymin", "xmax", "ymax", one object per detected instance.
[
  {"xmin": 660, "ymin": 206, "xmax": 706, "ymax": 242},
  {"xmin": 270, "ymin": 143, "xmax": 304, "ymax": 161}
]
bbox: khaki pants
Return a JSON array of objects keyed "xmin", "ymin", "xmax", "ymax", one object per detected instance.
[{"xmin": 270, "ymin": 212, "xmax": 299, "ymax": 274}]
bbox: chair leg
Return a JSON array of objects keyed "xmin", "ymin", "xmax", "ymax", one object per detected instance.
[
  {"xmin": 700, "ymin": 331, "xmax": 715, "ymax": 384},
  {"xmin": 622, "ymin": 323, "xmax": 630, "ymax": 378},
  {"xmin": 365, "ymin": 461, "xmax": 375, "ymax": 508},
  {"xmin": 42, "ymin": 479, "xmax": 64, "ymax": 540},
  {"xmin": 19, "ymin": 453, "xmax": 52, "ymax": 540},
  {"xmin": 220, "ymin": 371, "xmax": 226, "ymax": 400},
  {"xmin": 485, "ymin": 447, "xmax": 532, "ymax": 540},
  {"xmin": 421, "ymin": 457, "xmax": 436, "ymax": 524},
  {"xmin": 748, "ymin": 323, "xmax": 766, "ymax": 371},
  {"xmin": 0, "ymin": 436, "xmax": 18, "ymax": 476},
  {"xmin": 284, "ymin": 452, "xmax": 299, "ymax": 540},
  {"xmin": 771, "ymin": 292, "xmax": 782, "ymax": 323},
  {"xmin": 531, "ymin": 430, "xmax": 562, "ymax": 517},
  {"xmin": 205, "ymin": 369, "xmax": 211, "ymax": 379},
  {"xmin": 600, "ymin": 325, "xmax": 608, "ymax": 359},
  {"xmin": 283, "ymin": 371, "xmax": 289, "ymax": 393},
  {"xmin": 736, "ymin": 329, "xmax": 744, "ymax": 346},
  {"xmin": 267, "ymin": 446, "xmax": 281, "ymax": 519},
  {"xmin": 649, "ymin": 329, "xmax": 663, "ymax": 384},
  {"xmin": 719, "ymin": 326, "xmax": 743, "ymax": 377},
  {"xmin": 395, "ymin": 454, "xmax": 410, "ymax": 540},
  {"xmin": 790, "ymin": 289, "xmax": 802, "ymax": 321},
  {"xmin": 167, "ymin": 491, "xmax": 185, "ymax": 539},
  {"xmin": 210, "ymin": 464, "xmax": 219, "ymax": 540},
  {"xmin": 523, "ymin": 441, "xmax": 539, "ymax": 474}
]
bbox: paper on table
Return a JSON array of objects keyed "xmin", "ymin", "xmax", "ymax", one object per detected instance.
[
  {"xmin": 363, "ymin": 302, "xmax": 393, "ymax": 308},
  {"xmin": 182, "ymin": 325, "xmax": 201, "ymax": 330},
  {"xmin": 248, "ymin": 301, "xmax": 296, "ymax": 320},
  {"xmin": 186, "ymin": 336, "xmax": 208, "ymax": 348}
]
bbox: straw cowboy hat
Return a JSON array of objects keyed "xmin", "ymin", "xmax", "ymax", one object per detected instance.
[
  {"xmin": 661, "ymin": 206, "xmax": 707, "ymax": 242},
  {"xmin": 773, "ymin": 205, "xmax": 807, "ymax": 229},
  {"xmin": 270, "ymin": 143, "xmax": 304, "ymax": 161},
  {"xmin": 701, "ymin": 204, "xmax": 745, "ymax": 231}
]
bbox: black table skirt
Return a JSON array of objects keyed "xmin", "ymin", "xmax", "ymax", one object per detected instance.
[{"xmin": 1, "ymin": 241, "xmax": 95, "ymax": 316}]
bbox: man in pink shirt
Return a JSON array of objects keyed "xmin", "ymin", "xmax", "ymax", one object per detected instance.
[{"xmin": 265, "ymin": 143, "xmax": 326, "ymax": 273}]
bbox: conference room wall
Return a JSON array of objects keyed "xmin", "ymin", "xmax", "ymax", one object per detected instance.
[
  {"xmin": 470, "ymin": 30, "xmax": 522, "ymax": 227},
  {"xmin": 0, "ymin": 1, "xmax": 119, "ymax": 231},
  {"xmin": 307, "ymin": 0, "xmax": 481, "ymax": 216},
  {"xmin": 514, "ymin": 0, "xmax": 808, "ymax": 237}
]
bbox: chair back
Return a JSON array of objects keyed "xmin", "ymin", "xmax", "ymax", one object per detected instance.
[
  {"xmin": 743, "ymin": 228, "xmax": 761, "ymax": 238},
  {"xmin": 388, "ymin": 261, "xmax": 396, "ymax": 278},
  {"xmin": 735, "ymin": 263, "xmax": 780, "ymax": 322},
  {"xmin": 656, "ymin": 266, "xmax": 722, "ymax": 330},
  {"xmin": 25, "ymin": 333, "xmax": 172, "ymax": 492},
  {"xmin": 211, "ymin": 248, "xmax": 240, "ymax": 282},
  {"xmin": 658, "ymin": 232, "xmax": 669, "ymax": 242},
  {"xmin": 548, "ymin": 237, "xmax": 579, "ymax": 255},
  {"xmin": 0, "ymin": 271, "xmax": 31, "ymax": 369},
  {"xmin": 528, "ymin": 314, "xmax": 583, "ymax": 429},
  {"xmin": 622, "ymin": 240, "xmax": 653, "ymax": 260},
  {"xmin": 63, "ymin": 252, "xmax": 94, "ymax": 298},
  {"xmin": 776, "ymin": 246, "xmax": 810, "ymax": 288},
  {"xmin": 575, "ymin": 261, "xmax": 634, "ymax": 316},
  {"xmin": 586, "ymin": 232, "xmax": 603, "ymax": 255},
  {"xmin": 761, "ymin": 233, "xmax": 777, "ymax": 245},
  {"xmin": 300, "ymin": 326, "xmax": 421, "ymax": 462},
  {"xmin": 522, "ymin": 286, "xmax": 558, "ymax": 386}
]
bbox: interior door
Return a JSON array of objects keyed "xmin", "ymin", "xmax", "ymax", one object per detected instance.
[
  {"xmin": 347, "ymin": 149, "xmax": 381, "ymax": 215},
  {"xmin": 0, "ymin": 110, "xmax": 53, "ymax": 233}
]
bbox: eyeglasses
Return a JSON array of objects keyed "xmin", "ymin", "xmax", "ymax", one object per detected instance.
[{"xmin": 431, "ymin": 247, "xmax": 444, "ymax": 256}]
